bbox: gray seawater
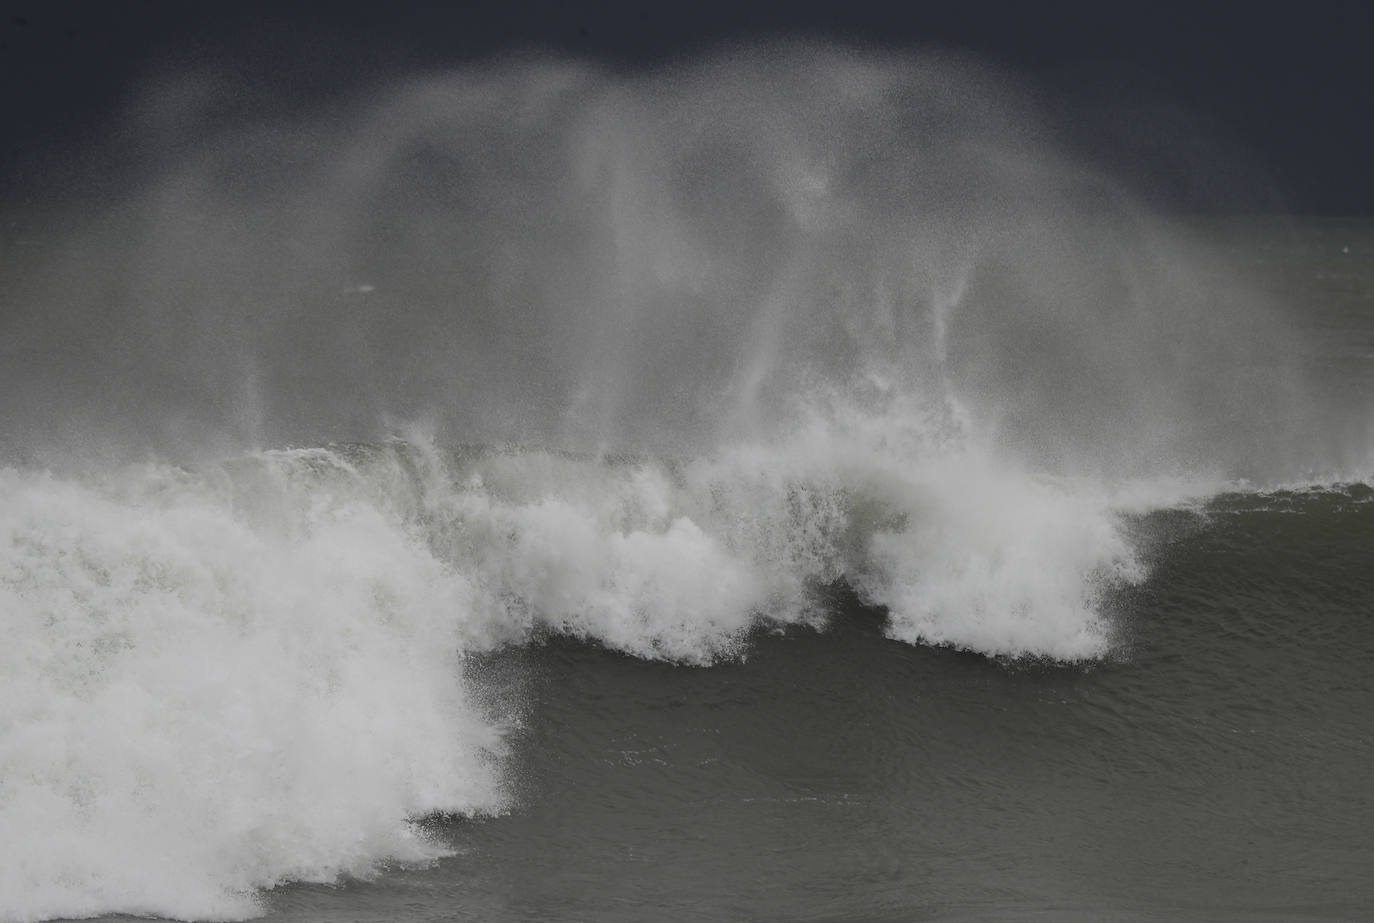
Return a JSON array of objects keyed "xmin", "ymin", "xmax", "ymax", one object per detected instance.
[
  {"xmin": 4, "ymin": 50, "xmax": 1373, "ymax": 923},
  {"xmin": 271, "ymin": 494, "xmax": 1374, "ymax": 923}
]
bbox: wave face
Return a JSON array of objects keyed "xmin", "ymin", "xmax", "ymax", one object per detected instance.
[{"xmin": 1, "ymin": 44, "xmax": 1369, "ymax": 923}]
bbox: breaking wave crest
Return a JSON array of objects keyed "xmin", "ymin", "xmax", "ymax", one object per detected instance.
[{"xmin": 0, "ymin": 426, "xmax": 1177, "ymax": 920}]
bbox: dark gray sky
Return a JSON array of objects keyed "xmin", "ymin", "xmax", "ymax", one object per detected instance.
[{"xmin": 2, "ymin": 1, "xmax": 1372, "ymax": 212}]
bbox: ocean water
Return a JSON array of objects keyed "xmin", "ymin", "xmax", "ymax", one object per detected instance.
[{"xmin": 2, "ymin": 47, "xmax": 1373, "ymax": 923}]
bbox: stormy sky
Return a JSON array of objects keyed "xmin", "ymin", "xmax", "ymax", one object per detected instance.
[{"xmin": 2, "ymin": 1, "xmax": 1373, "ymax": 213}]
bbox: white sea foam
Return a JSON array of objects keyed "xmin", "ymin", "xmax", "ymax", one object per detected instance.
[{"xmin": 0, "ymin": 462, "xmax": 506, "ymax": 922}]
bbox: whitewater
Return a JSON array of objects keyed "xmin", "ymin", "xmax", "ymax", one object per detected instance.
[{"xmin": 1, "ymin": 45, "xmax": 1369, "ymax": 922}]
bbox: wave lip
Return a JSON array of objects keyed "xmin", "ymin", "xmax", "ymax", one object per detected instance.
[{"xmin": 855, "ymin": 458, "xmax": 1141, "ymax": 660}]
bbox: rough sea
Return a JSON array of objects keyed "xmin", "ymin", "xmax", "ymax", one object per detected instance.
[{"xmin": 2, "ymin": 47, "xmax": 1371, "ymax": 923}]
